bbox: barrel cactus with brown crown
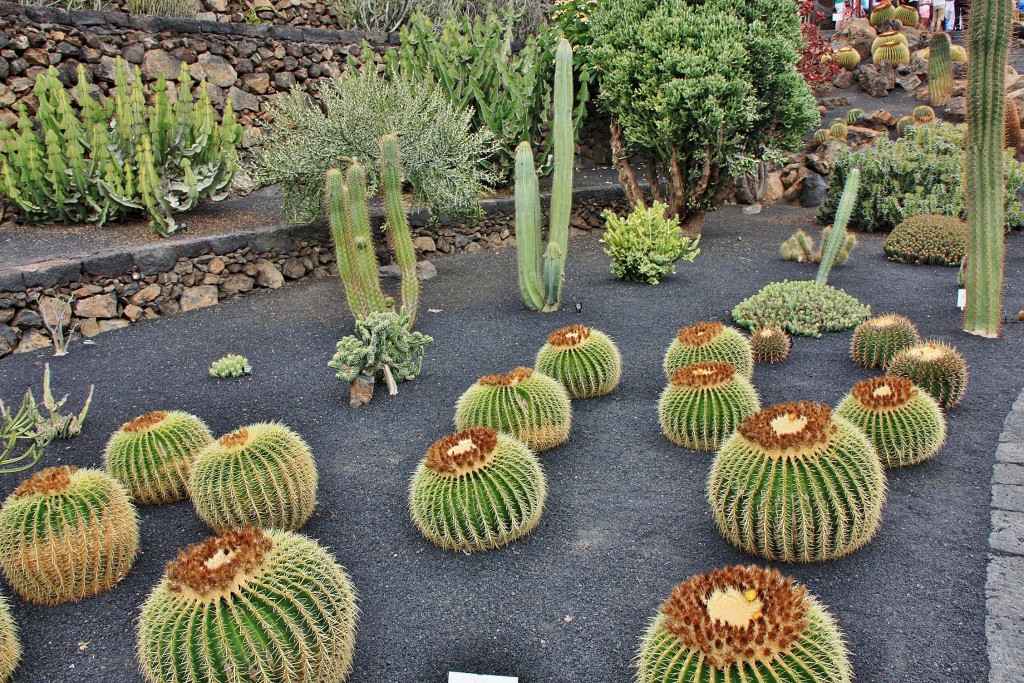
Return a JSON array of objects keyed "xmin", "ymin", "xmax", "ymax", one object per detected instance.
[
  {"xmin": 137, "ymin": 527, "xmax": 358, "ymax": 683},
  {"xmin": 750, "ymin": 327, "xmax": 791, "ymax": 364},
  {"xmin": 638, "ymin": 565, "xmax": 852, "ymax": 683},
  {"xmin": 535, "ymin": 325, "xmax": 622, "ymax": 399},
  {"xmin": 188, "ymin": 423, "xmax": 318, "ymax": 531},
  {"xmin": 454, "ymin": 367, "xmax": 572, "ymax": 452},
  {"xmin": 104, "ymin": 410, "xmax": 213, "ymax": 504},
  {"xmin": 658, "ymin": 362, "xmax": 760, "ymax": 452},
  {"xmin": 409, "ymin": 427, "xmax": 547, "ymax": 552},
  {"xmin": 663, "ymin": 321, "xmax": 754, "ymax": 379},
  {"xmin": 886, "ymin": 340, "xmax": 969, "ymax": 408},
  {"xmin": 0, "ymin": 466, "xmax": 139, "ymax": 604},
  {"xmin": 850, "ymin": 314, "xmax": 921, "ymax": 368},
  {"xmin": 708, "ymin": 402, "xmax": 886, "ymax": 562}
]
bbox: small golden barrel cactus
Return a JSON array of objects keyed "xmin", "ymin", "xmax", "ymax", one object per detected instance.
[
  {"xmin": 869, "ymin": 0, "xmax": 895, "ymax": 25},
  {"xmin": 813, "ymin": 129, "xmax": 831, "ymax": 144},
  {"xmin": 663, "ymin": 321, "xmax": 753, "ymax": 380},
  {"xmin": 658, "ymin": 362, "xmax": 760, "ymax": 452},
  {"xmin": 638, "ymin": 565, "xmax": 852, "ymax": 683},
  {"xmin": 873, "ymin": 40, "xmax": 911, "ymax": 66},
  {"xmin": 0, "ymin": 594, "xmax": 19, "ymax": 682},
  {"xmin": 409, "ymin": 427, "xmax": 546, "ymax": 552},
  {"xmin": 749, "ymin": 327, "xmax": 791, "ymax": 364},
  {"xmin": 138, "ymin": 527, "xmax": 358, "ymax": 683},
  {"xmin": 897, "ymin": 115, "xmax": 916, "ymax": 136},
  {"xmin": 850, "ymin": 313, "xmax": 921, "ymax": 368},
  {"xmin": 893, "ymin": 4, "xmax": 918, "ymax": 26},
  {"xmin": 886, "ymin": 340, "xmax": 969, "ymax": 409},
  {"xmin": 913, "ymin": 105, "xmax": 936, "ymax": 124},
  {"xmin": 833, "ymin": 46, "xmax": 861, "ymax": 70},
  {"xmin": 0, "ymin": 466, "xmax": 139, "ymax": 604},
  {"xmin": 189, "ymin": 423, "xmax": 318, "ymax": 531},
  {"xmin": 870, "ymin": 30, "xmax": 909, "ymax": 56},
  {"xmin": 454, "ymin": 367, "xmax": 572, "ymax": 452},
  {"xmin": 104, "ymin": 410, "xmax": 214, "ymax": 504},
  {"xmin": 534, "ymin": 324, "xmax": 622, "ymax": 399},
  {"xmin": 708, "ymin": 402, "xmax": 886, "ymax": 562},
  {"xmin": 846, "ymin": 108, "xmax": 863, "ymax": 125},
  {"xmin": 829, "ymin": 119, "xmax": 848, "ymax": 141},
  {"xmin": 836, "ymin": 376, "xmax": 946, "ymax": 468}
]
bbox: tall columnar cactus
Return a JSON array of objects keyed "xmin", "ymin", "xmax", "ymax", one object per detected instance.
[
  {"xmin": 515, "ymin": 38, "xmax": 574, "ymax": 312},
  {"xmin": 534, "ymin": 325, "xmax": 622, "ymax": 399},
  {"xmin": 663, "ymin": 322, "xmax": 754, "ymax": 379},
  {"xmin": 188, "ymin": 423, "xmax": 318, "ymax": 531},
  {"xmin": 380, "ymin": 133, "xmax": 419, "ymax": 325},
  {"xmin": 638, "ymin": 565, "xmax": 852, "ymax": 683},
  {"xmin": 0, "ymin": 594, "xmax": 18, "ymax": 682},
  {"xmin": 104, "ymin": 410, "xmax": 214, "ymax": 504},
  {"xmin": 708, "ymin": 402, "xmax": 886, "ymax": 562},
  {"xmin": 850, "ymin": 314, "xmax": 921, "ymax": 367},
  {"xmin": 658, "ymin": 362, "xmax": 761, "ymax": 452},
  {"xmin": 929, "ymin": 32, "xmax": 953, "ymax": 107},
  {"xmin": 0, "ymin": 466, "xmax": 139, "ymax": 604},
  {"xmin": 817, "ymin": 168, "xmax": 859, "ymax": 285},
  {"xmin": 886, "ymin": 340, "xmax": 969, "ymax": 408},
  {"xmin": 409, "ymin": 427, "xmax": 547, "ymax": 552},
  {"xmin": 138, "ymin": 527, "xmax": 358, "ymax": 683}
]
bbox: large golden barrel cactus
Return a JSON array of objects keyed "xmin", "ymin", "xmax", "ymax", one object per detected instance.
[
  {"xmin": 535, "ymin": 325, "xmax": 622, "ymax": 399},
  {"xmin": 658, "ymin": 362, "xmax": 760, "ymax": 452},
  {"xmin": 663, "ymin": 321, "xmax": 753, "ymax": 379}
]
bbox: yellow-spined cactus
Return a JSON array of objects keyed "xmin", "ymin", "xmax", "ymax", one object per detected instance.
[
  {"xmin": 658, "ymin": 362, "xmax": 760, "ymax": 452},
  {"xmin": 873, "ymin": 39, "xmax": 911, "ymax": 66},
  {"xmin": 749, "ymin": 327, "xmax": 791, "ymax": 364},
  {"xmin": 886, "ymin": 340, "xmax": 969, "ymax": 409},
  {"xmin": 663, "ymin": 321, "xmax": 753, "ymax": 379},
  {"xmin": 0, "ymin": 594, "xmax": 19, "ymax": 682},
  {"xmin": 850, "ymin": 313, "xmax": 921, "ymax": 368},
  {"xmin": 534, "ymin": 325, "xmax": 622, "ymax": 399},
  {"xmin": 833, "ymin": 46, "xmax": 861, "ymax": 70}
]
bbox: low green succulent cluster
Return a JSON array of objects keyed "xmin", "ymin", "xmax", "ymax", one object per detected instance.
[
  {"xmin": 883, "ymin": 214, "xmax": 968, "ymax": 266},
  {"xmin": 732, "ymin": 280, "xmax": 871, "ymax": 338},
  {"xmin": 850, "ymin": 314, "xmax": 920, "ymax": 368},
  {"xmin": 749, "ymin": 327, "xmax": 791, "ymax": 364},
  {"xmin": 780, "ymin": 227, "xmax": 857, "ymax": 266},
  {"xmin": 663, "ymin": 321, "xmax": 753, "ymax": 379},
  {"xmin": 0, "ymin": 594, "xmax": 17, "ymax": 683},
  {"xmin": 329, "ymin": 311, "xmax": 433, "ymax": 385},
  {"xmin": 208, "ymin": 354, "xmax": 248, "ymax": 378},
  {"xmin": 535, "ymin": 325, "xmax": 622, "ymax": 399},
  {"xmin": 658, "ymin": 362, "xmax": 760, "ymax": 452},
  {"xmin": 600, "ymin": 201, "xmax": 701, "ymax": 285},
  {"xmin": 886, "ymin": 341, "xmax": 968, "ymax": 409}
]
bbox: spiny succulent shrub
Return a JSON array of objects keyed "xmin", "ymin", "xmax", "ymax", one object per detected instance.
[
  {"xmin": 914, "ymin": 105, "xmax": 936, "ymax": 124},
  {"xmin": 780, "ymin": 227, "xmax": 857, "ymax": 266},
  {"xmin": 600, "ymin": 201, "xmax": 701, "ymax": 285},
  {"xmin": 869, "ymin": 0, "xmax": 895, "ymax": 25},
  {"xmin": 829, "ymin": 119, "xmax": 848, "ymax": 141},
  {"xmin": 883, "ymin": 214, "xmax": 968, "ymax": 266},
  {"xmin": 663, "ymin": 322, "xmax": 754, "ymax": 380},
  {"xmin": 708, "ymin": 401, "xmax": 886, "ymax": 562},
  {"xmin": 189, "ymin": 423, "xmax": 318, "ymax": 531},
  {"xmin": 850, "ymin": 314, "xmax": 920, "ymax": 368},
  {"xmin": 836, "ymin": 376, "xmax": 946, "ymax": 468},
  {"xmin": 749, "ymin": 327, "xmax": 791, "ymax": 364},
  {"xmin": 534, "ymin": 325, "xmax": 622, "ymax": 399},
  {"xmin": 873, "ymin": 40, "xmax": 911, "ymax": 66},
  {"xmin": 886, "ymin": 341, "xmax": 969, "ymax": 408},
  {"xmin": 638, "ymin": 565, "xmax": 851, "ymax": 683},
  {"xmin": 0, "ymin": 594, "xmax": 18, "ymax": 682},
  {"xmin": 208, "ymin": 354, "xmax": 248, "ymax": 378},
  {"xmin": 454, "ymin": 367, "xmax": 572, "ymax": 452},
  {"xmin": 893, "ymin": 4, "xmax": 918, "ymax": 25},
  {"xmin": 833, "ymin": 46, "xmax": 860, "ymax": 70},
  {"xmin": 0, "ymin": 466, "xmax": 139, "ymax": 604},
  {"xmin": 126, "ymin": 0, "xmax": 200, "ymax": 17},
  {"xmin": 732, "ymin": 280, "xmax": 871, "ymax": 338},
  {"xmin": 658, "ymin": 362, "xmax": 760, "ymax": 452},
  {"xmin": 138, "ymin": 527, "xmax": 358, "ymax": 683},
  {"xmin": 813, "ymin": 129, "xmax": 831, "ymax": 144},
  {"xmin": 104, "ymin": 410, "xmax": 214, "ymax": 504},
  {"xmin": 328, "ymin": 311, "xmax": 433, "ymax": 390},
  {"xmin": 846, "ymin": 108, "xmax": 863, "ymax": 125},
  {"xmin": 409, "ymin": 427, "xmax": 547, "ymax": 552},
  {"xmin": 871, "ymin": 30, "xmax": 909, "ymax": 55}
]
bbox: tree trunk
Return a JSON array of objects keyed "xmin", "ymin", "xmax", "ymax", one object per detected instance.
[{"xmin": 610, "ymin": 121, "xmax": 645, "ymax": 209}]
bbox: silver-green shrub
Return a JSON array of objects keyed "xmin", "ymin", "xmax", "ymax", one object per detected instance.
[
  {"xmin": 600, "ymin": 202, "xmax": 700, "ymax": 284},
  {"xmin": 126, "ymin": 0, "xmax": 200, "ymax": 17},
  {"xmin": 333, "ymin": 0, "xmax": 545, "ymax": 35}
]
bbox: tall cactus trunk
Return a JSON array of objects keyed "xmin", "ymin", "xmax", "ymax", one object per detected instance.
[
  {"xmin": 928, "ymin": 33, "xmax": 953, "ymax": 107},
  {"xmin": 963, "ymin": 0, "xmax": 1011, "ymax": 337},
  {"xmin": 326, "ymin": 168, "xmax": 370, "ymax": 319},
  {"xmin": 344, "ymin": 162, "xmax": 388, "ymax": 315},
  {"xmin": 379, "ymin": 133, "xmax": 419, "ymax": 327},
  {"xmin": 816, "ymin": 168, "xmax": 860, "ymax": 285},
  {"xmin": 514, "ymin": 143, "xmax": 547, "ymax": 311}
]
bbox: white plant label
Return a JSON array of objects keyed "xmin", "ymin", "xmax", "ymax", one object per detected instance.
[
  {"xmin": 448, "ymin": 673, "xmax": 518, "ymax": 683},
  {"xmin": 957, "ymin": 288, "xmax": 966, "ymax": 310}
]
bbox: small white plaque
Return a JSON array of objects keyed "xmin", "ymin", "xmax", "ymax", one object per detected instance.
[
  {"xmin": 957, "ymin": 288, "xmax": 967, "ymax": 310},
  {"xmin": 448, "ymin": 673, "xmax": 518, "ymax": 683}
]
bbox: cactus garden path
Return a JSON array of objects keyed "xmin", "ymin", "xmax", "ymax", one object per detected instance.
[{"xmin": 0, "ymin": 203, "xmax": 1021, "ymax": 683}]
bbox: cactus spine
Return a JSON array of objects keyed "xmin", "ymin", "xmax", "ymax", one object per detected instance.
[
  {"xmin": 929, "ymin": 32, "xmax": 953, "ymax": 106},
  {"xmin": 658, "ymin": 362, "xmax": 761, "ymax": 452},
  {"xmin": 0, "ymin": 594, "xmax": 18, "ymax": 682},
  {"xmin": 817, "ymin": 168, "xmax": 859, "ymax": 285},
  {"xmin": 380, "ymin": 133, "xmax": 419, "ymax": 325},
  {"xmin": 516, "ymin": 38, "xmax": 574, "ymax": 312}
]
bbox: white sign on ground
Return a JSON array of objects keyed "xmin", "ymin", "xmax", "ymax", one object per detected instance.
[{"xmin": 448, "ymin": 673, "xmax": 518, "ymax": 683}]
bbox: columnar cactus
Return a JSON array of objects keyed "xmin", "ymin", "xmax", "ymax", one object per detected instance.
[
  {"xmin": 836, "ymin": 376, "xmax": 946, "ymax": 468},
  {"xmin": 708, "ymin": 402, "xmax": 886, "ymax": 562},
  {"xmin": 104, "ymin": 410, "xmax": 214, "ymax": 504},
  {"xmin": 0, "ymin": 466, "xmax": 139, "ymax": 604},
  {"xmin": 454, "ymin": 368, "xmax": 572, "ymax": 452},
  {"xmin": 0, "ymin": 594, "xmax": 18, "ymax": 683},
  {"xmin": 638, "ymin": 565, "xmax": 852, "ymax": 683},
  {"xmin": 816, "ymin": 168, "xmax": 859, "ymax": 285},
  {"xmin": 326, "ymin": 163, "xmax": 387, "ymax": 321},
  {"xmin": 834, "ymin": 46, "xmax": 861, "ymax": 70},
  {"xmin": 663, "ymin": 322, "xmax": 754, "ymax": 379},
  {"xmin": 869, "ymin": 0, "xmax": 895, "ymax": 25},
  {"xmin": 850, "ymin": 314, "xmax": 921, "ymax": 368},
  {"xmin": 893, "ymin": 4, "xmax": 919, "ymax": 26},
  {"xmin": 873, "ymin": 40, "xmax": 911, "ymax": 67},
  {"xmin": 138, "ymin": 527, "xmax": 358, "ymax": 683},
  {"xmin": 749, "ymin": 327, "xmax": 791, "ymax": 364},
  {"xmin": 409, "ymin": 427, "xmax": 547, "ymax": 552},
  {"xmin": 381, "ymin": 133, "xmax": 420, "ymax": 325},
  {"xmin": 828, "ymin": 119, "xmax": 848, "ymax": 141},
  {"xmin": 928, "ymin": 32, "xmax": 953, "ymax": 106},
  {"xmin": 658, "ymin": 362, "xmax": 760, "ymax": 452},
  {"xmin": 886, "ymin": 341, "xmax": 969, "ymax": 408},
  {"xmin": 534, "ymin": 325, "xmax": 622, "ymax": 399},
  {"xmin": 188, "ymin": 423, "xmax": 318, "ymax": 530}
]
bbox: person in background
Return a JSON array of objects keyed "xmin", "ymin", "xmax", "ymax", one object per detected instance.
[
  {"xmin": 932, "ymin": 0, "xmax": 946, "ymax": 30},
  {"xmin": 944, "ymin": 0, "xmax": 955, "ymax": 29},
  {"xmin": 919, "ymin": 0, "xmax": 932, "ymax": 30}
]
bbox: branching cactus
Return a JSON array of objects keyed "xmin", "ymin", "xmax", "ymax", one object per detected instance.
[
  {"xmin": 0, "ymin": 594, "xmax": 18, "ymax": 682},
  {"xmin": 928, "ymin": 33, "xmax": 953, "ymax": 107},
  {"xmin": 534, "ymin": 325, "xmax": 622, "ymax": 399},
  {"xmin": 663, "ymin": 322, "xmax": 754, "ymax": 379},
  {"xmin": 886, "ymin": 340, "xmax": 969, "ymax": 408},
  {"xmin": 850, "ymin": 314, "xmax": 921, "ymax": 367},
  {"xmin": 658, "ymin": 362, "xmax": 760, "ymax": 452},
  {"xmin": 380, "ymin": 133, "xmax": 419, "ymax": 325},
  {"xmin": 515, "ymin": 38, "xmax": 574, "ymax": 312},
  {"xmin": 816, "ymin": 168, "xmax": 859, "ymax": 285}
]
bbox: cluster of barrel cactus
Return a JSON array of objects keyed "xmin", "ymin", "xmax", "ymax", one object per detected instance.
[
  {"xmin": 208, "ymin": 354, "xmax": 248, "ymax": 378},
  {"xmin": 663, "ymin": 322, "xmax": 754, "ymax": 380},
  {"xmin": 534, "ymin": 325, "xmax": 622, "ymax": 399},
  {"xmin": 749, "ymin": 327, "xmax": 791, "ymax": 364},
  {"xmin": 884, "ymin": 214, "xmax": 968, "ymax": 266},
  {"xmin": 850, "ymin": 314, "xmax": 921, "ymax": 368},
  {"xmin": 733, "ymin": 280, "xmax": 871, "ymax": 338},
  {"xmin": 658, "ymin": 362, "xmax": 760, "ymax": 451},
  {"xmin": 887, "ymin": 341, "xmax": 969, "ymax": 408},
  {"xmin": 873, "ymin": 38, "xmax": 911, "ymax": 66},
  {"xmin": 780, "ymin": 227, "xmax": 857, "ymax": 266}
]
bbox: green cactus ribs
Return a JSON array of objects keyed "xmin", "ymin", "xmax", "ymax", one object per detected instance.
[
  {"xmin": 885, "ymin": 214, "xmax": 969, "ymax": 267},
  {"xmin": 886, "ymin": 340, "xmax": 969, "ymax": 408},
  {"xmin": 834, "ymin": 46, "xmax": 861, "ymax": 70},
  {"xmin": 534, "ymin": 325, "xmax": 622, "ymax": 399},
  {"xmin": 409, "ymin": 427, "xmax": 547, "ymax": 553},
  {"xmin": 638, "ymin": 565, "xmax": 852, "ymax": 683},
  {"xmin": 0, "ymin": 594, "xmax": 17, "ymax": 683},
  {"xmin": 138, "ymin": 526, "xmax": 358, "ymax": 683},
  {"xmin": 750, "ymin": 327, "xmax": 791, "ymax": 364},
  {"xmin": 850, "ymin": 313, "xmax": 921, "ymax": 368},
  {"xmin": 663, "ymin": 321, "xmax": 753, "ymax": 379},
  {"xmin": 658, "ymin": 362, "xmax": 760, "ymax": 452}
]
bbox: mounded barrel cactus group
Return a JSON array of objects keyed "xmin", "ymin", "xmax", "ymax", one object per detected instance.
[
  {"xmin": 749, "ymin": 327, "xmax": 791, "ymax": 364},
  {"xmin": 535, "ymin": 325, "xmax": 622, "ymax": 399},
  {"xmin": 188, "ymin": 423, "xmax": 318, "ymax": 531},
  {"xmin": 104, "ymin": 410, "xmax": 214, "ymax": 504},
  {"xmin": 708, "ymin": 402, "xmax": 886, "ymax": 562},
  {"xmin": 663, "ymin": 321, "xmax": 753, "ymax": 379},
  {"xmin": 873, "ymin": 39, "xmax": 911, "ymax": 66},
  {"xmin": 455, "ymin": 367, "xmax": 572, "ymax": 452},
  {"xmin": 850, "ymin": 313, "xmax": 920, "ymax": 368},
  {"xmin": 886, "ymin": 341, "xmax": 969, "ymax": 409},
  {"xmin": 658, "ymin": 362, "xmax": 760, "ymax": 452},
  {"xmin": 638, "ymin": 565, "xmax": 852, "ymax": 683},
  {"xmin": 138, "ymin": 527, "xmax": 358, "ymax": 683},
  {"xmin": 409, "ymin": 427, "xmax": 547, "ymax": 552},
  {"xmin": 0, "ymin": 466, "xmax": 139, "ymax": 604}
]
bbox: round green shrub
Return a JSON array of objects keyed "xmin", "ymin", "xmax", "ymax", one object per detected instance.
[
  {"xmin": 850, "ymin": 313, "xmax": 920, "ymax": 368},
  {"xmin": 0, "ymin": 594, "xmax": 19, "ymax": 682},
  {"xmin": 883, "ymin": 214, "xmax": 968, "ymax": 266},
  {"xmin": 600, "ymin": 201, "xmax": 700, "ymax": 284},
  {"xmin": 409, "ymin": 427, "xmax": 547, "ymax": 552},
  {"xmin": 138, "ymin": 527, "xmax": 357, "ymax": 683},
  {"xmin": 749, "ymin": 326, "xmax": 791, "ymax": 364},
  {"xmin": 535, "ymin": 325, "xmax": 622, "ymax": 399},
  {"xmin": 663, "ymin": 321, "xmax": 753, "ymax": 379},
  {"xmin": 886, "ymin": 340, "xmax": 969, "ymax": 408},
  {"xmin": 732, "ymin": 280, "xmax": 871, "ymax": 338},
  {"xmin": 188, "ymin": 423, "xmax": 318, "ymax": 531},
  {"xmin": 208, "ymin": 354, "xmax": 248, "ymax": 378},
  {"xmin": 658, "ymin": 362, "xmax": 760, "ymax": 451}
]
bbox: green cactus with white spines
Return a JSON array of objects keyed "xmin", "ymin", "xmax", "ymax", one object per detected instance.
[
  {"xmin": 455, "ymin": 368, "xmax": 571, "ymax": 452},
  {"xmin": 409, "ymin": 427, "xmax": 546, "ymax": 553},
  {"xmin": 188, "ymin": 423, "xmax": 318, "ymax": 531},
  {"xmin": 836, "ymin": 376, "xmax": 946, "ymax": 468},
  {"xmin": 137, "ymin": 527, "xmax": 358, "ymax": 683},
  {"xmin": 638, "ymin": 565, "xmax": 852, "ymax": 683},
  {"xmin": 834, "ymin": 47, "xmax": 861, "ymax": 70},
  {"xmin": 663, "ymin": 321, "xmax": 753, "ymax": 380},
  {"xmin": 534, "ymin": 325, "xmax": 622, "ymax": 399},
  {"xmin": 208, "ymin": 354, "xmax": 248, "ymax": 378},
  {"xmin": 749, "ymin": 327, "xmax": 791, "ymax": 364},
  {"xmin": 658, "ymin": 362, "xmax": 760, "ymax": 452},
  {"xmin": 380, "ymin": 133, "xmax": 419, "ymax": 325},
  {"xmin": 708, "ymin": 401, "xmax": 886, "ymax": 563},
  {"xmin": 0, "ymin": 594, "xmax": 18, "ymax": 682},
  {"xmin": 850, "ymin": 314, "xmax": 921, "ymax": 368},
  {"xmin": 886, "ymin": 340, "xmax": 969, "ymax": 408},
  {"xmin": 0, "ymin": 466, "xmax": 139, "ymax": 604},
  {"xmin": 104, "ymin": 410, "xmax": 213, "ymax": 504}
]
